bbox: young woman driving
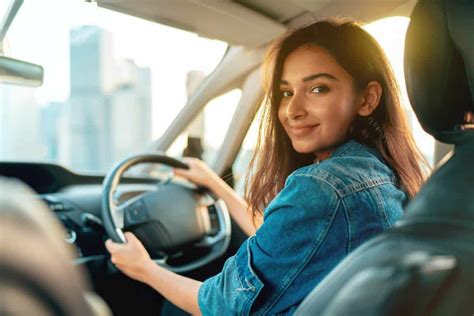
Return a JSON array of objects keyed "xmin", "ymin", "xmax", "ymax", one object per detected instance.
[{"xmin": 106, "ymin": 19, "xmax": 428, "ymax": 315}]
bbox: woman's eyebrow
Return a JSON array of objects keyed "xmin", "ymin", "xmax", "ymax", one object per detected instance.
[
  {"xmin": 280, "ymin": 73, "xmax": 338, "ymax": 85},
  {"xmin": 303, "ymin": 73, "xmax": 338, "ymax": 82}
]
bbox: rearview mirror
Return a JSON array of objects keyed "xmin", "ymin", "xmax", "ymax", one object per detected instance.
[{"xmin": 0, "ymin": 55, "xmax": 43, "ymax": 87}]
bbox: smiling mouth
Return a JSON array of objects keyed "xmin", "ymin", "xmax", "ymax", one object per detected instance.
[{"xmin": 289, "ymin": 124, "xmax": 320, "ymax": 136}]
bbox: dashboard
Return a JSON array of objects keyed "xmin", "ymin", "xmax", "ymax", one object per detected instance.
[
  {"xmin": 0, "ymin": 162, "xmax": 158, "ymax": 264},
  {"xmin": 0, "ymin": 161, "xmax": 228, "ymax": 267}
]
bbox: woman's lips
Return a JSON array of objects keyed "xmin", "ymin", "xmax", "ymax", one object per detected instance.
[{"xmin": 288, "ymin": 124, "xmax": 320, "ymax": 137}]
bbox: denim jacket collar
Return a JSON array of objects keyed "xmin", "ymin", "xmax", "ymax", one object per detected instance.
[{"xmin": 329, "ymin": 140, "xmax": 383, "ymax": 162}]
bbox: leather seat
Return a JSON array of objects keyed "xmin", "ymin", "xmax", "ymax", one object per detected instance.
[{"xmin": 295, "ymin": 0, "xmax": 474, "ymax": 315}]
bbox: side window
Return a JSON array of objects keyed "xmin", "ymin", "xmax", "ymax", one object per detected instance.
[
  {"xmin": 166, "ymin": 83, "xmax": 242, "ymax": 166},
  {"xmin": 365, "ymin": 17, "xmax": 435, "ymax": 165}
]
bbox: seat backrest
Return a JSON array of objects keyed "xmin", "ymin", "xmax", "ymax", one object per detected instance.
[
  {"xmin": 295, "ymin": 0, "xmax": 474, "ymax": 314},
  {"xmin": 0, "ymin": 177, "xmax": 107, "ymax": 315}
]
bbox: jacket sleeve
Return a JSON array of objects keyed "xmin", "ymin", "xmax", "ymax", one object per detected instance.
[{"xmin": 198, "ymin": 172, "xmax": 339, "ymax": 315}]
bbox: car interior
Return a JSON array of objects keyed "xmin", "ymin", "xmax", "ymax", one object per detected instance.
[{"xmin": 0, "ymin": 0, "xmax": 472, "ymax": 315}]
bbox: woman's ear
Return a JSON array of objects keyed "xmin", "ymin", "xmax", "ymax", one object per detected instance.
[{"xmin": 358, "ymin": 81, "xmax": 382, "ymax": 116}]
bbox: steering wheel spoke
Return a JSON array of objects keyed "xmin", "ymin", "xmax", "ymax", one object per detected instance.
[{"xmin": 119, "ymin": 194, "xmax": 151, "ymax": 227}]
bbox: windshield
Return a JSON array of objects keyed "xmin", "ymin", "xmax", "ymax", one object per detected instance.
[
  {"xmin": 0, "ymin": 0, "xmax": 228, "ymax": 173},
  {"xmin": 1, "ymin": 3, "xmax": 435, "ymax": 176}
]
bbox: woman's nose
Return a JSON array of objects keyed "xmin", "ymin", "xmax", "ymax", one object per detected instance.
[{"xmin": 286, "ymin": 93, "xmax": 307, "ymax": 120}]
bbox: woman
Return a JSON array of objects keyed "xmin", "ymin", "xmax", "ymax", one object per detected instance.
[{"xmin": 106, "ymin": 19, "xmax": 428, "ymax": 315}]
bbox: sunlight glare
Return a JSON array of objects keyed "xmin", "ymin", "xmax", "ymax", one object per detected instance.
[{"xmin": 365, "ymin": 17, "xmax": 434, "ymax": 165}]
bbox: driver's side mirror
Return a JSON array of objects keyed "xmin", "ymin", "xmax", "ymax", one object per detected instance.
[{"xmin": 0, "ymin": 55, "xmax": 43, "ymax": 87}]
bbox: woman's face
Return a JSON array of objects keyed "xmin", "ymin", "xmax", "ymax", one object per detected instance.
[{"xmin": 278, "ymin": 45, "xmax": 362, "ymax": 159}]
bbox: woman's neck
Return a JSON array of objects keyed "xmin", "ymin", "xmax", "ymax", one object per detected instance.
[{"xmin": 314, "ymin": 148, "xmax": 334, "ymax": 162}]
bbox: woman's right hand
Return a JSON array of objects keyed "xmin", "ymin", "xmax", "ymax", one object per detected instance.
[
  {"xmin": 173, "ymin": 157, "xmax": 219, "ymax": 189},
  {"xmin": 176, "ymin": 157, "xmax": 257, "ymax": 236}
]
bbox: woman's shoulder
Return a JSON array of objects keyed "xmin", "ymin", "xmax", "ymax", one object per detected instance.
[{"xmin": 291, "ymin": 140, "xmax": 397, "ymax": 193}]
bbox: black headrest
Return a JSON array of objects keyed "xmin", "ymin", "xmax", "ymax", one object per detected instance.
[{"xmin": 404, "ymin": 0, "xmax": 473, "ymax": 144}]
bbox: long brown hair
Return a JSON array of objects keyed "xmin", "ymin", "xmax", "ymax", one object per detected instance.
[{"xmin": 245, "ymin": 19, "xmax": 429, "ymax": 218}]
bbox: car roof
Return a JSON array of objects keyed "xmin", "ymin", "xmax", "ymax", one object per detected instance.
[{"xmin": 96, "ymin": 0, "xmax": 416, "ymax": 47}]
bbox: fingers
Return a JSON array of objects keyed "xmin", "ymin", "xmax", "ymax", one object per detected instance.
[
  {"xmin": 173, "ymin": 165, "xmax": 197, "ymax": 181},
  {"xmin": 174, "ymin": 158, "xmax": 208, "ymax": 176},
  {"xmin": 106, "ymin": 239, "xmax": 127, "ymax": 267},
  {"xmin": 173, "ymin": 167, "xmax": 189, "ymax": 177},
  {"xmin": 105, "ymin": 238, "xmax": 119, "ymax": 252},
  {"xmin": 105, "ymin": 237, "xmax": 128, "ymax": 260},
  {"xmin": 106, "ymin": 232, "xmax": 150, "ymax": 261},
  {"xmin": 173, "ymin": 160, "xmax": 191, "ymax": 175},
  {"xmin": 175, "ymin": 158, "xmax": 198, "ymax": 172},
  {"xmin": 123, "ymin": 231, "xmax": 138, "ymax": 243},
  {"xmin": 105, "ymin": 233, "xmax": 137, "ymax": 251},
  {"xmin": 105, "ymin": 239, "xmax": 121, "ymax": 264},
  {"xmin": 181, "ymin": 157, "xmax": 204, "ymax": 170}
]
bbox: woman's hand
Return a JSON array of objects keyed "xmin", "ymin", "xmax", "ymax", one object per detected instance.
[
  {"xmin": 173, "ymin": 157, "xmax": 219, "ymax": 189},
  {"xmin": 175, "ymin": 157, "xmax": 258, "ymax": 236},
  {"xmin": 106, "ymin": 233, "xmax": 203, "ymax": 315},
  {"xmin": 105, "ymin": 232, "xmax": 154, "ymax": 284}
]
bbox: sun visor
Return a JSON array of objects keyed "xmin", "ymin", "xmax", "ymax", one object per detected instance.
[{"xmin": 96, "ymin": 0, "xmax": 286, "ymax": 47}]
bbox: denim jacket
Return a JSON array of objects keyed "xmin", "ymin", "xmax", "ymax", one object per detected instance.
[{"xmin": 198, "ymin": 140, "xmax": 407, "ymax": 315}]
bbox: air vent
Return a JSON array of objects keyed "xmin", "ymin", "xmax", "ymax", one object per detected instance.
[{"xmin": 40, "ymin": 194, "xmax": 70, "ymax": 212}]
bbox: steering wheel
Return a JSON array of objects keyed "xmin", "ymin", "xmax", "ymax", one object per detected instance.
[{"xmin": 101, "ymin": 153, "xmax": 231, "ymax": 273}]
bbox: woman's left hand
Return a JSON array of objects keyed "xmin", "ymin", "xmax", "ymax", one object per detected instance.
[{"xmin": 105, "ymin": 232, "xmax": 155, "ymax": 284}]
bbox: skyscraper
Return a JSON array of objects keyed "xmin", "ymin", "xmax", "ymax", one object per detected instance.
[
  {"xmin": 66, "ymin": 25, "xmax": 151, "ymax": 172},
  {"xmin": 110, "ymin": 59, "xmax": 152, "ymax": 163}
]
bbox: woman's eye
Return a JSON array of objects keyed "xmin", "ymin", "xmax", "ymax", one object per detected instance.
[
  {"xmin": 281, "ymin": 91, "xmax": 293, "ymax": 98},
  {"xmin": 311, "ymin": 86, "xmax": 329, "ymax": 94}
]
